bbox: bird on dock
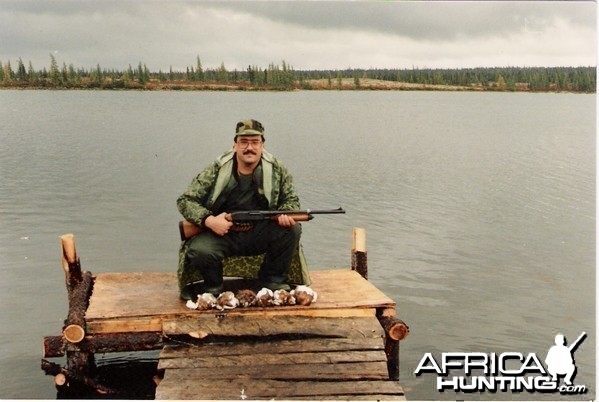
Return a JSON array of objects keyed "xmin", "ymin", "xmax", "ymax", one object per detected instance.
[
  {"xmin": 255, "ymin": 288, "xmax": 275, "ymax": 307},
  {"xmin": 292, "ymin": 286, "xmax": 318, "ymax": 306},
  {"xmin": 215, "ymin": 291, "xmax": 239, "ymax": 310},
  {"xmin": 185, "ymin": 293, "xmax": 217, "ymax": 310},
  {"xmin": 197, "ymin": 293, "xmax": 217, "ymax": 310},
  {"xmin": 236, "ymin": 289, "xmax": 257, "ymax": 307},
  {"xmin": 273, "ymin": 289, "xmax": 296, "ymax": 306}
]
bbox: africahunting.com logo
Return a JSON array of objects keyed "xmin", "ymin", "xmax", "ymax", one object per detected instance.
[{"xmin": 414, "ymin": 331, "xmax": 588, "ymax": 395}]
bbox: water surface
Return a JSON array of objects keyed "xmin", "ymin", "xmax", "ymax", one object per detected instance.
[{"xmin": 0, "ymin": 90, "xmax": 594, "ymax": 400}]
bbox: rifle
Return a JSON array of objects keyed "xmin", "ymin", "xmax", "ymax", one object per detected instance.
[
  {"xmin": 179, "ymin": 207, "xmax": 345, "ymax": 241},
  {"xmin": 568, "ymin": 331, "xmax": 587, "ymax": 352}
]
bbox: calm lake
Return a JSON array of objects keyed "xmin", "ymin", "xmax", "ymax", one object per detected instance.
[{"xmin": 0, "ymin": 90, "xmax": 595, "ymax": 400}]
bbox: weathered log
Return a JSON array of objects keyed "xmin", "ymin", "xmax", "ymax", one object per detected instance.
[
  {"xmin": 385, "ymin": 337, "xmax": 400, "ymax": 381},
  {"xmin": 59, "ymin": 234, "xmax": 95, "ymax": 375},
  {"xmin": 61, "ymin": 234, "xmax": 93, "ymax": 338},
  {"xmin": 54, "ymin": 373, "xmax": 67, "ymax": 387},
  {"xmin": 77, "ymin": 332, "xmax": 164, "ymax": 354},
  {"xmin": 376, "ymin": 315, "xmax": 408, "ymax": 381},
  {"xmin": 63, "ymin": 270, "xmax": 92, "ymax": 334},
  {"xmin": 43, "ymin": 332, "xmax": 164, "ymax": 357},
  {"xmin": 61, "ymin": 234, "xmax": 82, "ymax": 285},
  {"xmin": 378, "ymin": 316, "xmax": 409, "ymax": 341},
  {"xmin": 63, "ymin": 324, "xmax": 85, "ymax": 343},
  {"xmin": 351, "ymin": 228, "xmax": 368, "ymax": 279},
  {"xmin": 43, "ymin": 335, "xmax": 67, "ymax": 358},
  {"xmin": 41, "ymin": 359, "xmax": 116, "ymax": 395},
  {"xmin": 67, "ymin": 351, "xmax": 92, "ymax": 378}
]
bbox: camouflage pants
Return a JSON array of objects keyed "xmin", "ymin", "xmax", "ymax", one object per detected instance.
[{"xmin": 184, "ymin": 221, "xmax": 301, "ymax": 289}]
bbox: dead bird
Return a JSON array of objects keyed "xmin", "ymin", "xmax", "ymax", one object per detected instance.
[
  {"xmin": 236, "ymin": 289, "xmax": 257, "ymax": 308},
  {"xmin": 185, "ymin": 299, "xmax": 198, "ymax": 310},
  {"xmin": 292, "ymin": 285, "xmax": 318, "ymax": 306},
  {"xmin": 255, "ymin": 288, "xmax": 274, "ymax": 307},
  {"xmin": 196, "ymin": 293, "xmax": 217, "ymax": 310},
  {"xmin": 185, "ymin": 292, "xmax": 217, "ymax": 310},
  {"xmin": 273, "ymin": 289, "xmax": 296, "ymax": 306},
  {"xmin": 215, "ymin": 291, "xmax": 239, "ymax": 310}
]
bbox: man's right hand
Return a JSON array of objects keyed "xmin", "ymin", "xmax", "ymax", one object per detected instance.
[{"xmin": 204, "ymin": 213, "xmax": 233, "ymax": 236}]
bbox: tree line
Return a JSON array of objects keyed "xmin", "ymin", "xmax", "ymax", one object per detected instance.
[{"xmin": 0, "ymin": 54, "xmax": 595, "ymax": 93}]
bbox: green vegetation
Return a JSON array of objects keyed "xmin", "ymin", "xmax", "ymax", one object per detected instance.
[{"xmin": 0, "ymin": 55, "xmax": 595, "ymax": 93}]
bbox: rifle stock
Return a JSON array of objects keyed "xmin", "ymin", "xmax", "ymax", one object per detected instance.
[{"xmin": 178, "ymin": 208, "xmax": 344, "ymax": 241}]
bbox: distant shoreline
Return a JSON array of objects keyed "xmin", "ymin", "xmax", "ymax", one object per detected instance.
[
  {"xmin": 2, "ymin": 58, "xmax": 595, "ymax": 93},
  {"xmin": 0, "ymin": 78, "xmax": 594, "ymax": 93}
]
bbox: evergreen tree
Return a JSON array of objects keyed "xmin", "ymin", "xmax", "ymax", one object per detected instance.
[
  {"xmin": 217, "ymin": 62, "xmax": 228, "ymax": 83},
  {"xmin": 92, "ymin": 63, "xmax": 103, "ymax": 86},
  {"xmin": 247, "ymin": 65, "xmax": 255, "ymax": 85},
  {"xmin": 127, "ymin": 64, "xmax": 134, "ymax": 82},
  {"xmin": 61, "ymin": 62, "xmax": 69, "ymax": 84},
  {"xmin": 196, "ymin": 56, "xmax": 205, "ymax": 81},
  {"xmin": 49, "ymin": 54, "xmax": 61, "ymax": 85},
  {"xmin": 16, "ymin": 57, "xmax": 27, "ymax": 81},
  {"xmin": 28, "ymin": 61, "xmax": 36, "ymax": 82}
]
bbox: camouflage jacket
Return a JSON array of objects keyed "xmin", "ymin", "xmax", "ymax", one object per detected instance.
[{"xmin": 177, "ymin": 149, "xmax": 300, "ymax": 227}]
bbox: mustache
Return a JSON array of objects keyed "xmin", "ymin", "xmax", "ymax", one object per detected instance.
[{"xmin": 243, "ymin": 150, "xmax": 258, "ymax": 155}]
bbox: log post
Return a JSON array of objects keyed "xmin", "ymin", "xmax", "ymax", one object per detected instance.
[
  {"xmin": 377, "ymin": 310, "xmax": 409, "ymax": 381},
  {"xmin": 61, "ymin": 233, "xmax": 82, "ymax": 286},
  {"xmin": 60, "ymin": 234, "xmax": 94, "ymax": 374},
  {"xmin": 378, "ymin": 315, "xmax": 410, "ymax": 342},
  {"xmin": 351, "ymin": 228, "xmax": 367, "ymax": 279}
]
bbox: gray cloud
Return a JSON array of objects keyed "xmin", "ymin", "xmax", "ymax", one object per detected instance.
[
  {"xmin": 208, "ymin": 1, "xmax": 595, "ymax": 40},
  {"xmin": 0, "ymin": 0, "xmax": 595, "ymax": 71}
]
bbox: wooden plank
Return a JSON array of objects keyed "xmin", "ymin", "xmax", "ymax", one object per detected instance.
[
  {"xmin": 86, "ymin": 270, "xmax": 395, "ymax": 322},
  {"xmin": 86, "ymin": 318, "xmax": 163, "ymax": 334},
  {"xmin": 159, "ymin": 349, "xmax": 386, "ymax": 369},
  {"xmin": 159, "ymin": 361, "xmax": 390, "ymax": 381},
  {"xmin": 309, "ymin": 270, "xmax": 394, "ymax": 308},
  {"xmin": 159, "ymin": 337, "xmax": 385, "ymax": 359},
  {"xmin": 161, "ymin": 315, "xmax": 385, "ymax": 338},
  {"xmin": 86, "ymin": 308, "xmax": 377, "ymax": 334},
  {"xmin": 86, "ymin": 272, "xmax": 182, "ymax": 319},
  {"xmin": 155, "ymin": 377, "xmax": 405, "ymax": 400}
]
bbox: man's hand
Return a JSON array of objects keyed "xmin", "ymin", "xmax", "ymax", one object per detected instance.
[
  {"xmin": 277, "ymin": 214, "xmax": 296, "ymax": 228},
  {"xmin": 205, "ymin": 213, "xmax": 233, "ymax": 236}
]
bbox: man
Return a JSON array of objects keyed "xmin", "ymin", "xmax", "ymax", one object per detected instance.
[
  {"xmin": 545, "ymin": 333, "xmax": 579, "ymax": 386},
  {"xmin": 177, "ymin": 119, "xmax": 302, "ymax": 299}
]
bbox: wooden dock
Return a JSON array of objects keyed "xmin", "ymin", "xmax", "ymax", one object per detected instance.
[{"xmin": 41, "ymin": 232, "xmax": 409, "ymax": 400}]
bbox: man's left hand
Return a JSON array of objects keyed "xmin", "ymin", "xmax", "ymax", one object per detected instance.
[{"xmin": 277, "ymin": 214, "xmax": 296, "ymax": 228}]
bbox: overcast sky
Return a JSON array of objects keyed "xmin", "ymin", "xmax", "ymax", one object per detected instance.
[{"xmin": 0, "ymin": 1, "xmax": 596, "ymax": 72}]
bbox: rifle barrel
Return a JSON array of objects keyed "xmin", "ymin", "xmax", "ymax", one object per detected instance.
[
  {"xmin": 569, "ymin": 331, "xmax": 587, "ymax": 352},
  {"xmin": 245, "ymin": 207, "xmax": 345, "ymax": 217},
  {"xmin": 306, "ymin": 207, "xmax": 346, "ymax": 214}
]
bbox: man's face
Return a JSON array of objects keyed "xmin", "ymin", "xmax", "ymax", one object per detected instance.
[{"xmin": 234, "ymin": 135, "xmax": 264, "ymax": 166}]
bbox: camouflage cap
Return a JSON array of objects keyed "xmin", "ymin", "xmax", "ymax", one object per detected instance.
[{"xmin": 236, "ymin": 119, "xmax": 265, "ymax": 136}]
